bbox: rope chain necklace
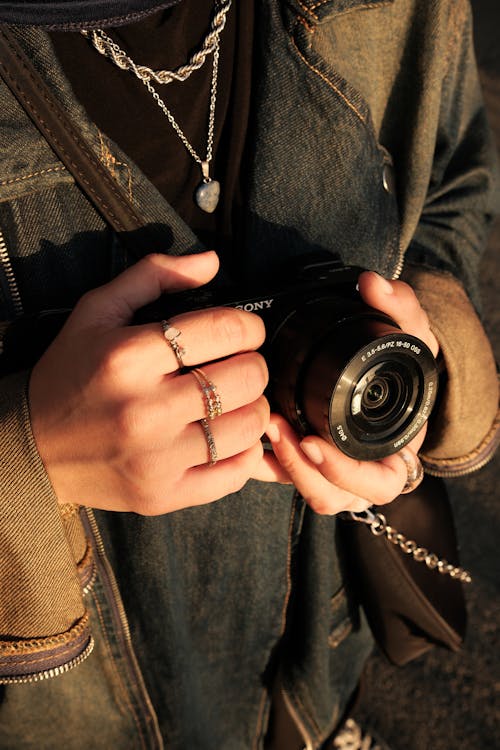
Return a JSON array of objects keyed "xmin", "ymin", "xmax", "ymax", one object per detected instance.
[{"xmin": 81, "ymin": 0, "xmax": 232, "ymax": 213}]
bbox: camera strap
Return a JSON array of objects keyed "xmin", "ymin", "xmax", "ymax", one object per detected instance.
[{"xmin": 0, "ymin": 26, "xmax": 144, "ymax": 245}]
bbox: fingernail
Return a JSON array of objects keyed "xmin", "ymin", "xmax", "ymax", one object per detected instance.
[
  {"xmin": 300, "ymin": 440, "xmax": 324, "ymax": 465},
  {"xmin": 266, "ymin": 423, "xmax": 280, "ymax": 443},
  {"xmin": 375, "ymin": 273, "xmax": 394, "ymax": 294}
]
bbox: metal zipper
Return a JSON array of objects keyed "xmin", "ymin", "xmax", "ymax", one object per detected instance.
[
  {"xmin": 390, "ymin": 247, "xmax": 405, "ymax": 280},
  {"xmin": 281, "ymin": 688, "xmax": 314, "ymax": 750},
  {"xmin": 0, "ymin": 636, "xmax": 95, "ymax": 685},
  {"xmin": 0, "ymin": 227, "xmax": 23, "ymax": 317},
  {"xmin": 83, "ymin": 508, "xmax": 164, "ymax": 750}
]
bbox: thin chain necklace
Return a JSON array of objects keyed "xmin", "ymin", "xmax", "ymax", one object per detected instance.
[{"xmin": 82, "ymin": 0, "xmax": 231, "ymax": 213}]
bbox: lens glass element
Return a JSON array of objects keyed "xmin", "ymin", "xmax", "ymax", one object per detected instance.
[{"xmin": 351, "ymin": 363, "xmax": 412, "ymax": 432}]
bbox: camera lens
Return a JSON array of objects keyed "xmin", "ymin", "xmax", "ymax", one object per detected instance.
[
  {"xmin": 269, "ymin": 302, "xmax": 438, "ymax": 460},
  {"xmin": 351, "ymin": 364, "xmax": 413, "ymax": 431}
]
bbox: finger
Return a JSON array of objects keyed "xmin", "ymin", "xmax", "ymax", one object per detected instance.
[
  {"xmin": 106, "ymin": 300, "xmax": 267, "ymax": 377},
  {"xmin": 167, "ymin": 353, "xmax": 269, "ymax": 423},
  {"xmin": 173, "ymin": 442, "xmax": 266, "ymax": 511},
  {"xmin": 357, "ymin": 271, "xmax": 439, "ymax": 356},
  {"xmin": 72, "ymin": 251, "xmax": 220, "ymax": 329},
  {"xmin": 178, "ymin": 396, "xmax": 270, "ymax": 468},
  {"xmin": 251, "ymin": 449, "xmax": 294, "ymax": 484},
  {"xmin": 268, "ymin": 415, "xmax": 409, "ymax": 507},
  {"xmin": 347, "ymin": 497, "xmax": 374, "ymax": 513},
  {"xmin": 124, "ymin": 353, "xmax": 269, "ymax": 426},
  {"xmin": 299, "ymin": 432, "xmax": 408, "ymax": 503},
  {"xmin": 266, "ymin": 416, "xmax": 405, "ymax": 514}
]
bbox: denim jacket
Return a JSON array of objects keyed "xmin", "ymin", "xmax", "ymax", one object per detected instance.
[{"xmin": 0, "ymin": 1, "xmax": 498, "ymax": 748}]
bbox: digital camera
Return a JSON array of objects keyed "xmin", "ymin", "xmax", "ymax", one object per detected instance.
[{"xmin": 160, "ymin": 258, "xmax": 438, "ymax": 461}]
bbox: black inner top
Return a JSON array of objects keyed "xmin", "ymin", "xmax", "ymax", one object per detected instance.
[{"xmin": 51, "ymin": 0, "xmax": 255, "ymax": 260}]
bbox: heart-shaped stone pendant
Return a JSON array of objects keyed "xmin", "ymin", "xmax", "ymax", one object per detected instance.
[{"xmin": 195, "ymin": 179, "xmax": 220, "ymax": 214}]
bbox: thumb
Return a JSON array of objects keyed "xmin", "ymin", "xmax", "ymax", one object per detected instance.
[
  {"xmin": 357, "ymin": 271, "xmax": 439, "ymax": 356},
  {"xmin": 75, "ymin": 251, "xmax": 220, "ymax": 327}
]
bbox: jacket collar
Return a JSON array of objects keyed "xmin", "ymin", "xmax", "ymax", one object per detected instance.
[
  {"xmin": 288, "ymin": 0, "xmax": 394, "ymax": 24},
  {"xmin": 0, "ymin": 0, "xmax": 180, "ymax": 30}
]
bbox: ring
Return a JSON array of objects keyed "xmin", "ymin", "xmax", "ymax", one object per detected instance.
[
  {"xmin": 191, "ymin": 368, "xmax": 222, "ymax": 420},
  {"xmin": 399, "ymin": 450, "xmax": 424, "ymax": 494},
  {"xmin": 199, "ymin": 418, "xmax": 218, "ymax": 465},
  {"xmin": 161, "ymin": 320, "xmax": 186, "ymax": 369}
]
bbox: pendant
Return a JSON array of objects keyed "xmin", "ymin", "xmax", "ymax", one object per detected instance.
[
  {"xmin": 195, "ymin": 178, "xmax": 220, "ymax": 213},
  {"xmin": 195, "ymin": 160, "xmax": 220, "ymax": 214}
]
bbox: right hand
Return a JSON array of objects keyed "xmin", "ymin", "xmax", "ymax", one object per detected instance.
[{"xmin": 29, "ymin": 252, "xmax": 269, "ymax": 515}]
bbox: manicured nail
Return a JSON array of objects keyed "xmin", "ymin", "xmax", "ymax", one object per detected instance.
[
  {"xmin": 266, "ymin": 423, "xmax": 280, "ymax": 443},
  {"xmin": 300, "ymin": 440, "xmax": 324, "ymax": 465}
]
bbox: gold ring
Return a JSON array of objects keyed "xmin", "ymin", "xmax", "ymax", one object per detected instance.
[
  {"xmin": 161, "ymin": 320, "xmax": 186, "ymax": 369},
  {"xmin": 199, "ymin": 418, "xmax": 218, "ymax": 466},
  {"xmin": 190, "ymin": 368, "xmax": 222, "ymax": 420},
  {"xmin": 399, "ymin": 450, "xmax": 424, "ymax": 494}
]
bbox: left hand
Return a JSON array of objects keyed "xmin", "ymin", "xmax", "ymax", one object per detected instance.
[{"xmin": 252, "ymin": 271, "xmax": 440, "ymax": 515}]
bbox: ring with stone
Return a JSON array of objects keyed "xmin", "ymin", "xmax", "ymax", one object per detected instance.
[
  {"xmin": 161, "ymin": 320, "xmax": 186, "ymax": 370},
  {"xmin": 190, "ymin": 368, "xmax": 222, "ymax": 420},
  {"xmin": 399, "ymin": 450, "xmax": 424, "ymax": 494}
]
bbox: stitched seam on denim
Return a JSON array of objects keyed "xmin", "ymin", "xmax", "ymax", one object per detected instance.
[
  {"xmin": 90, "ymin": 587, "xmax": 145, "ymax": 745},
  {"xmin": 252, "ymin": 689, "xmax": 269, "ymax": 750},
  {"xmin": 297, "ymin": 0, "xmax": 319, "ymax": 23},
  {"xmin": 286, "ymin": 684, "xmax": 322, "ymax": 743},
  {"xmin": 0, "ymin": 614, "xmax": 90, "ymax": 654},
  {"xmin": 291, "ymin": 37, "xmax": 367, "ymax": 126},
  {"xmin": 329, "ymin": 0, "xmax": 393, "ymax": 19},
  {"xmin": 98, "ymin": 131, "xmax": 134, "ymax": 202},
  {"xmin": 0, "ymin": 166, "xmax": 67, "ymax": 187},
  {"xmin": 0, "ymin": 31, "xmax": 141, "ymax": 232},
  {"xmin": 328, "ymin": 618, "xmax": 353, "ymax": 649},
  {"xmin": 0, "ymin": 639, "xmax": 89, "ymax": 667}
]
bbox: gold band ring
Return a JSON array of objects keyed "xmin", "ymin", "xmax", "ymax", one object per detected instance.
[
  {"xmin": 161, "ymin": 320, "xmax": 186, "ymax": 369},
  {"xmin": 199, "ymin": 418, "xmax": 218, "ymax": 466},
  {"xmin": 191, "ymin": 368, "xmax": 222, "ymax": 420},
  {"xmin": 399, "ymin": 450, "xmax": 424, "ymax": 494}
]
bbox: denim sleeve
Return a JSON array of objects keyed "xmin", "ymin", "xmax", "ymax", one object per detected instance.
[{"xmin": 406, "ymin": 0, "xmax": 500, "ymax": 310}]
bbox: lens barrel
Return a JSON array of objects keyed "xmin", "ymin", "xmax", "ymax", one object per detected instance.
[{"xmin": 269, "ymin": 299, "xmax": 438, "ymax": 460}]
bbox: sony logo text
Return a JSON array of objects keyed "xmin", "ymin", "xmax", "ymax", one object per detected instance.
[{"xmin": 235, "ymin": 299, "xmax": 274, "ymax": 312}]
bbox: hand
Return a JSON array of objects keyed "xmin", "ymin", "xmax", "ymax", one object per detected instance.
[
  {"xmin": 253, "ymin": 272, "xmax": 439, "ymax": 515},
  {"xmin": 29, "ymin": 252, "xmax": 269, "ymax": 515}
]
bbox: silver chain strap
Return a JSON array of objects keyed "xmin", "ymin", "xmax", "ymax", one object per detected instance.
[
  {"xmin": 81, "ymin": 0, "xmax": 231, "ymax": 85},
  {"xmin": 347, "ymin": 508, "xmax": 472, "ymax": 583}
]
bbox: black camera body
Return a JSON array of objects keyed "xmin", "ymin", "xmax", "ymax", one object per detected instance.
[{"xmin": 160, "ymin": 258, "xmax": 438, "ymax": 461}]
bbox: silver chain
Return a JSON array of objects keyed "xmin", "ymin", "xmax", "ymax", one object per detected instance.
[
  {"xmin": 81, "ymin": 0, "xmax": 231, "ymax": 85},
  {"xmin": 347, "ymin": 508, "xmax": 472, "ymax": 583},
  {"xmin": 142, "ymin": 37, "xmax": 220, "ymax": 172}
]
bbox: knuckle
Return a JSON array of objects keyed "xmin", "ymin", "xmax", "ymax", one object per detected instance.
[
  {"xmin": 114, "ymin": 401, "xmax": 144, "ymax": 446},
  {"xmin": 304, "ymin": 495, "xmax": 332, "ymax": 516},
  {"xmin": 75, "ymin": 287, "xmax": 101, "ymax": 314},
  {"xmin": 239, "ymin": 402, "xmax": 268, "ymax": 445},
  {"xmin": 207, "ymin": 306, "xmax": 264, "ymax": 351},
  {"xmin": 244, "ymin": 352, "xmax": 269, "ymax": 393},
  {"xmin": 209, "ymin": 307, "xmax": 248, "ymax": 349},
  {"xmin": 96, "ymin": 338, "xmax": 136, "ymax": 381}
]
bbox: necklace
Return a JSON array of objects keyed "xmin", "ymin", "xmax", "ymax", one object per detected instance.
[
  {"xmin": 82, "ymin": 0, "xmax": 231, "ymax": 213},
  {"xmin": 144, "ymin": 37, "xmax": 222, "ymax": 213},
  {"xmin": 81, "ymin": 0, "xmax": 232, "ymax": 85}
]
